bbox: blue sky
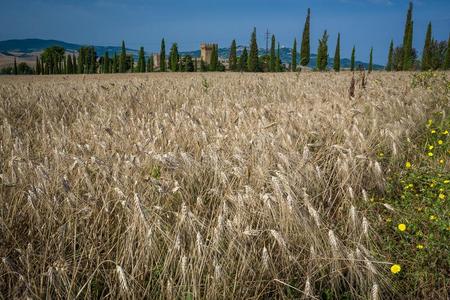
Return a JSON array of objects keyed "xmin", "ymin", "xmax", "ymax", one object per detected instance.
[{"xmin": 0, "ymin": 0, "xmax": 449, "ymax": 64}]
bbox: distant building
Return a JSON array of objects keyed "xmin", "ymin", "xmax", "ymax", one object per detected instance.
[
  {"xmin": 200, "ymin": 43, "xmax": 216, "ymax": 64},
  {"xmin": 153, "ymin": 53, "xmax": 161, "ymax": 69}
]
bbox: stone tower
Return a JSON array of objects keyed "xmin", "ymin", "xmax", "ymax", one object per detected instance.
[{"xmin": 200, "ymin": 43, "xmax": 216, "ymax": 64}]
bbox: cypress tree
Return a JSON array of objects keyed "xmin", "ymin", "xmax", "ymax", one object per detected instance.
[
  {"xmin": 401, "ymin": 2, "xmax": 414, "ymax": 70},
  {"xmin": 119, "ymin": 41, "xmax": 126, "ymax": 73},
  {"xmin": 169, "ymin": 43, "xmax": 179, "ymax": 72},
  {"xmin": 269, "ymin": 35, "xmax": 276, "ymax": 72},
  {"xmin": 72, "ymin": 54, "xmax": 77, "ymax": 74},
  {"xmin": 63, "ymin": 57, "xmax": 67, "ymax": 74},
  {"xmin": 444, "ymin": 35, "xmax": 450, "ymax": 70},
  {"xmin": 276, "ymin": 43, "xmax": 281, "ymax": 72},
  {"xmin": 247, "ymin": 27, "xmax": 259, "ymax": 72},
  {"xmin": 13, "ymin": 57, "xmax": 17, "ymax": 75},
  {"xmin": 240, "ymin": 47, "xmax": 248, "ymax": 71},
  {"xmin": 194, "ymin": 58, "xmax": 198, "ymax": 72},
  {"xmin": 350, "ymin": 46, "xmax": 356, "ymax": 71},
  {"xmin": 229, "ymin": 40, "xmax": 237, "ymax": 71},
  {"xmin": 386, "ymin": 40, "xmax": 394, "ymax": 71},
  {"xmin": 36, "ymin": 57, "xmax": 41, "ymax": 75},
  {"xmin": 104, "ymin": 51, "xmax": 110, "ymax": 73},
  {"xmin": 200, "ymin": 59, "xmax": 207, "ymax": 72},
  {"xmin": 138, "ymin": 47, "xmax": 145, "ymax": 72},
  {"xmin": 368, "ymin": 47, "xmax": 373, "ymax": 73},
  {"xmin": 67, "ymin": 55, "xmax": 73, "ymax": 74},
  {"xmin": 209, "ymin": 44, "xmax": 218, "ymax": 71},
  {"xmin": 300, "ymin": 8, "xmax": 311, "ymax": 66},
  {"xmin": 333, "ymin": 33, "xmax": 341, "ymax": 72},
  {"xmin": 160, "ymin": 39, "xmax": 166, "ymax": 72},
  {"xmin": 316, "ymin": 30, "xmax": 329, "ymax": 71},
  {"xmin": 291, "ymin": 38, "xmax": 297, "ymax": 71},
  {"xmin": 421, "ymin": 22, "xmax": 432, "ymax": 71},
  {"xmin": 112, "ymin": 53, "xmax": 118, "ymax": 73}
]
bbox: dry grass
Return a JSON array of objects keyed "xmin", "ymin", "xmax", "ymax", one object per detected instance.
[{"xmin": 0, "ymin": 72, "xmax": 448, "ymax": 299}]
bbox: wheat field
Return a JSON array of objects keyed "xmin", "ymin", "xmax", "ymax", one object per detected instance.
[{"xmin": 0, "ymin": 72, "xmax": 448, "ymax": 299}]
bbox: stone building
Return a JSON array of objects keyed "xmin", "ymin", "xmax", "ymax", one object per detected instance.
[
  {"xmin": 200, "ymin": 43, "xmax": 216, "ymax": 64},
  {"xmin": 153, "ymin": 53, "xmax": 161, "ymax": 69}
]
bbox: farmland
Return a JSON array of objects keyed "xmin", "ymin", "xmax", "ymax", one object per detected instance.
[{"xmin": 0, "ymin": 72, "xmax": 449, "ymax": 299}]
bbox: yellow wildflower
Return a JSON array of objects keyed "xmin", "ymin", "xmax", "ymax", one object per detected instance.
[
  {"xmin": 428, "ymin": 152, "xmax": 433, "ymax": 157},
  {"xmin": 444, "ymin": 180, "xmax": 450, "ymax": 184},
  {"xmin": 391, "ymin": 264, "xmax": 401, "ymax": 274},
  {"xmin": 443, "ymin": 130, "xmax": 449, "ymax": 135},
  {"xmin": 438, "ymin": 194, "xmax": 446, "ymax": 200},
  {"xmin": 429, "ymin": 145, "xmax": 434, "ymax": 150},
  {"xmin": 379, "ymin": 152, "xmax": 384, "ymax": 157},
  {"xmin": 398, "ymin": 223, "xmax": 406, "ymax": 231},
  {"xmin": 405, "ymin": 161, "xmax": 411, "ymax": 168},
  {"xmin": 438, "ymin": 140, "xmax": 443, "ymax": 145},
  {"xmin": 416, "ymin": 244, "xmax": 424, "ymax": 250},
  {"xmin": 439, "ymin": 159, "xmax": 444, "ymax": 164},
  {"xmin": 429, "ymin": 215, "xmax": 437, "ymax": 221},
  {"xmin": 431, "ymin": 130, "xmax": 436, "ymax": 134}
]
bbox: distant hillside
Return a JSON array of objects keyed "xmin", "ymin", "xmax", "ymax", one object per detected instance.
[{"xmin": 0, "ymin": 38, "xmax": 384, "ymax": 70}]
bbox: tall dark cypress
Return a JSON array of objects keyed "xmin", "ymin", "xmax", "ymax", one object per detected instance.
[
  {"xmin": 240, "ymin": 47, "xmax": 248, "ymax": 71},
  {"xmin": 350, "ymin": 46, "xmax": 356, "ymax": 71},
  {"xmin": 300, "ymin": 8, "xmax": 311, "ymax": 66},
  {"xmin": 209, "ymin": 44, "xmax": 218, "ymax": 71},
  {"xmin": 67, "ymin": 55, "xmax": 73, "ymax": 74},
  {"xmin": 104, "ymin": 51, "xmax": 110, "ymax": 73},
  {"xmin": 120, "ymin": 40, "xmax": 127, "ymax": 73},
  {"xmin": 269, "ymin": 35, "xmax": 276, "ymax": 72},
  {"xmin": 13, "ymin": 57, "xmax": 17, "ymax": 75},
  {"xmin": 386, "ymin": 40, "xmax": 394, "ymax": 71},
  {"xmin": 72, "ymin": 54, "xmax": 77, "ymax": 74},
  {"xmin": 421, "ymin": 22, "xmax": 432, "ymax": 71},
  {"xmin": 247, "ymin": 27, "xmax": 259, "ymax": 72},
  {"xmin": 130, "ymin": 56, "xmax": 134, "ymax": 73},
  {"xmin": 138, "ymin": 47, "xmax": 146, "ymax": 72},
  {"xmin": 291, "ymin": 38, "xmax": 297, "ymax": 71},
  {"xmin": 316, "ymin": 30, "xmax": 329, "ymax": 71},
  {"xmin": 368, "ymin": 47, "xmax": 373, "ymax": 73},
  {"xmin": 229, "ymin": 40, "xmax": 237, "ymax": 71},
  {"xmin": 36, "ymin": 57, "xmax": 41, "ymax": 75},
  {"xmin": 333, "ymin": 33, "xmax": 341, "ymax": 72},
  {"xmin": 402, "ymin": 2, "xmax": 414, "ymax": 70},
  {"xmin": 445, "ymin": 35, "xmax": 450, "ymax": 70},
  {"xmin": 169, "ymin": 43, "xmax": 179, "ymax": 72},
  {"xmin": 160, "ymin": 39, "xmax": 166, "ymax": 72},
  {"xmin": 276, "ymin": 43, "xmax": 281, "ymax": 72}
]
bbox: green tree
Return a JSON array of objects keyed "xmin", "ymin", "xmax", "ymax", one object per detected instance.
[
  {"xmin": 445, "ymin": 35, "xmax": 450, "ymax": 70},
  {"xmin": 291, "ymin": 38, "xmax": 297, "ymax": 71},
  {"xmin": 229, "ymin": 39, "xmax": 237, "ymax": 71},
  {"xmin": 368, "ymin": 47, "xmax": 373, "ymax": 73},
  {"xmin": 333, "ymin": 33, "xmax": 340, "ymax": 72},
  {"xmin": 209, "ymin": 44, "xmax": 218, "ymax": 71},
  {"xmin": 421, "ymin": 22, "xmax": 433, "ymax": 71},
  {"xmin": 160, "ymin": 39, "xmax": 166, "ymax": 72},
  {"xmin": 276, "ymin": 43, "xmax": 281, "ymax": 72},
  {"xmin": 67, "ymin": 55, "xmax": 73, "ymax": 74},
  {"xmin": 169, "ymin": 43, "xmax": 179, "ymax": 71},
  {"xmin": 247, "ymin": 27, "xmax": 259, "ymax": 72},
  {"xmin": 137, "ymin": 47, "xmax": 146, "ymax": 72},
  {"xmin": 13, "ymin": 57, "xmax": 17, "ymax": 75},
  {"xmin": 200, "ymin": 59, "xmax": 207, "ymax": 72},
  {"xmin": 300, "ymin": 8, "xmax": 311, "ymax": 66},
  {"xmin": 239, "ymin": 47, "xmax": 248, "ymax": 71},
  {"xmin": 35, "ymin": 57, "xmax": 41, "ymax": 75},
  {"xmin": 386, "ymin": 40, "xmax": 394, "ymax": 71},
  {"xmin": 113, "ymin": 53, "xmax": 118, "ymax": 73},
  {"xmin": 103, "ymin": 51, "xmax": 110, "ymax": 73},
  {"xmin": 184, "ymin": 55, "xmax": 195, "ymax": 72},
  {"xmin": 316, "ymin": 30, "xmax": 329, "ymax": 71},
  {"xmin": 41, "ymin": 46, "xmax": 65, "ymax": 74},
  {"xmin": 120, "ymin": 40, "xmax": 127, "ymax": 73},
  {"xmin": 401, "ymin": 2, "xmax": 414, "ymax": 70},
  {"xmin": 72, "ymin": 54, "xmax": 77, "ymax": 74},
  {"xmin": 269, "ymin": 35, "xmax": 276, "ymax": 72},
  {"xmin": 350, "ymin": 46, "xmax": 356, "ymax": 71},
  {"xmin": 130, "ymin": 55, "xmax": 134, "ymax": 72}
]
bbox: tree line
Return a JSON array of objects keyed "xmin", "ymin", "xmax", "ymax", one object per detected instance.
[{"xmin": 2, "ymin": 2, "xmax": 449, "ymax": 75}]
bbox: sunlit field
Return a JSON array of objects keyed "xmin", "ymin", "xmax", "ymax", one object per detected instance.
[{"xmin": 1, "ymin": 72, "xmax": 449, "ymax": 299}]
